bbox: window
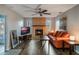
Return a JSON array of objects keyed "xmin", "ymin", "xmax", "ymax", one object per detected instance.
[{"xmin": 18, "ymin": 20, "xmax": 24, "ymax": 27}]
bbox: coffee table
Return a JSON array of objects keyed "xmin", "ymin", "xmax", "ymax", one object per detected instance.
[{"xmin": 40, "ymin": 36, "xmax": 50, "ymax": 55}]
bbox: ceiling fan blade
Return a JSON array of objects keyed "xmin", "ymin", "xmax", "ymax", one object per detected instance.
[
  {"xmin": 43, "ymin": 13, "xmax": 51, "ymax": 15},
  {"xmin": 42, "ymin": 10, "xmax": 47, "ymax": 13},
  {"xmin": 35, "ymin": 4, "xmax": 41, "ymax": 10}
]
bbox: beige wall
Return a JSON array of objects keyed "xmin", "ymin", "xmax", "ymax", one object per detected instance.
[
  {"xmin": 61, "ymin": 5, "xmax": 79, "ymax": 40},
  {"xmin": 51, "ymin": 17, "xmax": 56, "ymax": 32},
  {"xmin": 0, "ymin": 5, "xmax": 23, "ymax": 50}
]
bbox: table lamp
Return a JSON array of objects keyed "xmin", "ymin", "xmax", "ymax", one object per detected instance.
[
  {"xmin": 50, "ymin": 30, "xmax": 54, "ymax": 33},
  {"xmin": 70, "ymin": 36, "xmax": 75, "ymax": 41}
]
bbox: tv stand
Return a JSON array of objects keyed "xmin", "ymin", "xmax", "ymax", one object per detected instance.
[{"xmin": 18, "ymin": 33, "xmax": 32, "ymax": 43}]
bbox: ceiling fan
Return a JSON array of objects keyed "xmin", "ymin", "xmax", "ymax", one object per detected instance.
[{"xmin": 23, "ymin": 4, "xmax": 51, "ymax": 16}]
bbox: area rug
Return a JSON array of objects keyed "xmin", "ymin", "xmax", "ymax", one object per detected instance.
[{"xmin": 0, "ymin": 49, "xmax": 21, "ymax": 55}]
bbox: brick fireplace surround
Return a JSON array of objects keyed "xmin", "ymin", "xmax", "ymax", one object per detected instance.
[
  {"xmin": 32, "ymin": 25, "xmax": 47, "ymax": 36},
  {"xmin": 32, "ymin": 17, "xmax": 47, "ymax": 39}
]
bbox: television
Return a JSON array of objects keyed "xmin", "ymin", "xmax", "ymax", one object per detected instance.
[{"xmin": 21, "ymin": 27, "xmax": 30, "ymax": 35}]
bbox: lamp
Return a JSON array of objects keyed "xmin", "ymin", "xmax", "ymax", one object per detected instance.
[
  {"xmin": 70, "ymin": 36, "xmax": 75, "ymax": 41},
  {"xmin": 50, "ymin": 30, "xmax": 54, "ymax": 33}
]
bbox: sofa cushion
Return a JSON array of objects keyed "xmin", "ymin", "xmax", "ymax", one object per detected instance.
[
  {"xmin": 54, "ymin": 31, "xmax": 61, "ymax": 37},
  {"xmin": 61, "ymin": 32, "xmax": 70, "ymax": 37},
  {"xmin": 57, "ymin": 31, "xmax": 63, "ymax": 37},
  {"xmin": 54, "ymin": 31, "xmax": 65, "ymax": 37}
]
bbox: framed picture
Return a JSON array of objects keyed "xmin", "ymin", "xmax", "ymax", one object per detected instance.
[
  {"xmin": 10, "ymin": 30, "xmax": 19, "ymax": 48},
  {"xmin": 60, "ymin": 16, "xmax": 67, "ymax": 30}
]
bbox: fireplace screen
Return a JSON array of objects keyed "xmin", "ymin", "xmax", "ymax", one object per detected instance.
[{"xmin": 35, "ymin": 29, "xmax": 43, "ymax": 35}]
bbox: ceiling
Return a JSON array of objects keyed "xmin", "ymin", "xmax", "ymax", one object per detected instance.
[{"xmin": 5, "ymin": 4, "xmax": 77, "ymax": 17}]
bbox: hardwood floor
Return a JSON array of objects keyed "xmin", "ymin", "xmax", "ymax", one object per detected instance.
[
  {"xmin": 16, "ymin": 39, "xmax": 77, "ymax": 55},
  {"xmin": 18, "ymin": 40, "xmax": 57, "ymax": 55}
]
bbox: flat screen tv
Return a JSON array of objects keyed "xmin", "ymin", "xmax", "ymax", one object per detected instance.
[{"xmin": 21, "ymin": 27, "xmax": 30, "ymax": 35}]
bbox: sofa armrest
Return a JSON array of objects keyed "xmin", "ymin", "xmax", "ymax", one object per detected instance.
[{"xmin": 48, "ymin": 35, "xmax": 55, "ymax": 40}]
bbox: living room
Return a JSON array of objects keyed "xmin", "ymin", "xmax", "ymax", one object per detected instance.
[{"xmin": 0, "ymin": 4, "xmax": 79, "ymax": 55}]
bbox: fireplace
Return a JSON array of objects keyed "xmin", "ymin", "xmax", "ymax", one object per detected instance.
[{"xmin": 35, "ymin": 29, "xmax": 43, "ymax": 35}]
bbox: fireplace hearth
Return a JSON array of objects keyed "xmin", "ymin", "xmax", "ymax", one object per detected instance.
[{"xmin": 35, "ymin": 29, "xmax": 43, "ymax": 35}]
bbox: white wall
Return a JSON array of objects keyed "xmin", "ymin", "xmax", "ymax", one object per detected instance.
[
  {"xmin": 60, "ymin": 5, "xmax": 79, "ymax": 53},
  {"xmin": 46, "ymin": 17, "xmax": 55, "ymax": 32},
  {"xmin": 0, "ymin": 5, "xmax": 23, "ymax": 50},
  {"xmin": 62, "ymin": 5, "xmax": 79, "ymax": 40},
  {"xmin": 24, "ymin": 17, "xmax": 32, "ymax": 34}
]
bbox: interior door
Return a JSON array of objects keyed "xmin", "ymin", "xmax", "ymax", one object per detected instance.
[{"xmin": 0, "ymin": 15, "xmax": 6, "ymax": 53}]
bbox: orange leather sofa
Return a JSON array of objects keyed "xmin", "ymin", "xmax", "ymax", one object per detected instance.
[{"xmin": 48, "ymin": 31, "xmax": 70, "ymax": 48}]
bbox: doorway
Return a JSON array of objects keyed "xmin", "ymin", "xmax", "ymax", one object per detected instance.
[{"xmin": 0, "ymin": 15, "xmax": 6, "ymax": 53}]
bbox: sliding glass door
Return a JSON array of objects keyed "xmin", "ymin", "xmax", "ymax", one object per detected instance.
[{"xmin": 0, "ymin": 15, "xmax": 6, "ymax": 53}]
